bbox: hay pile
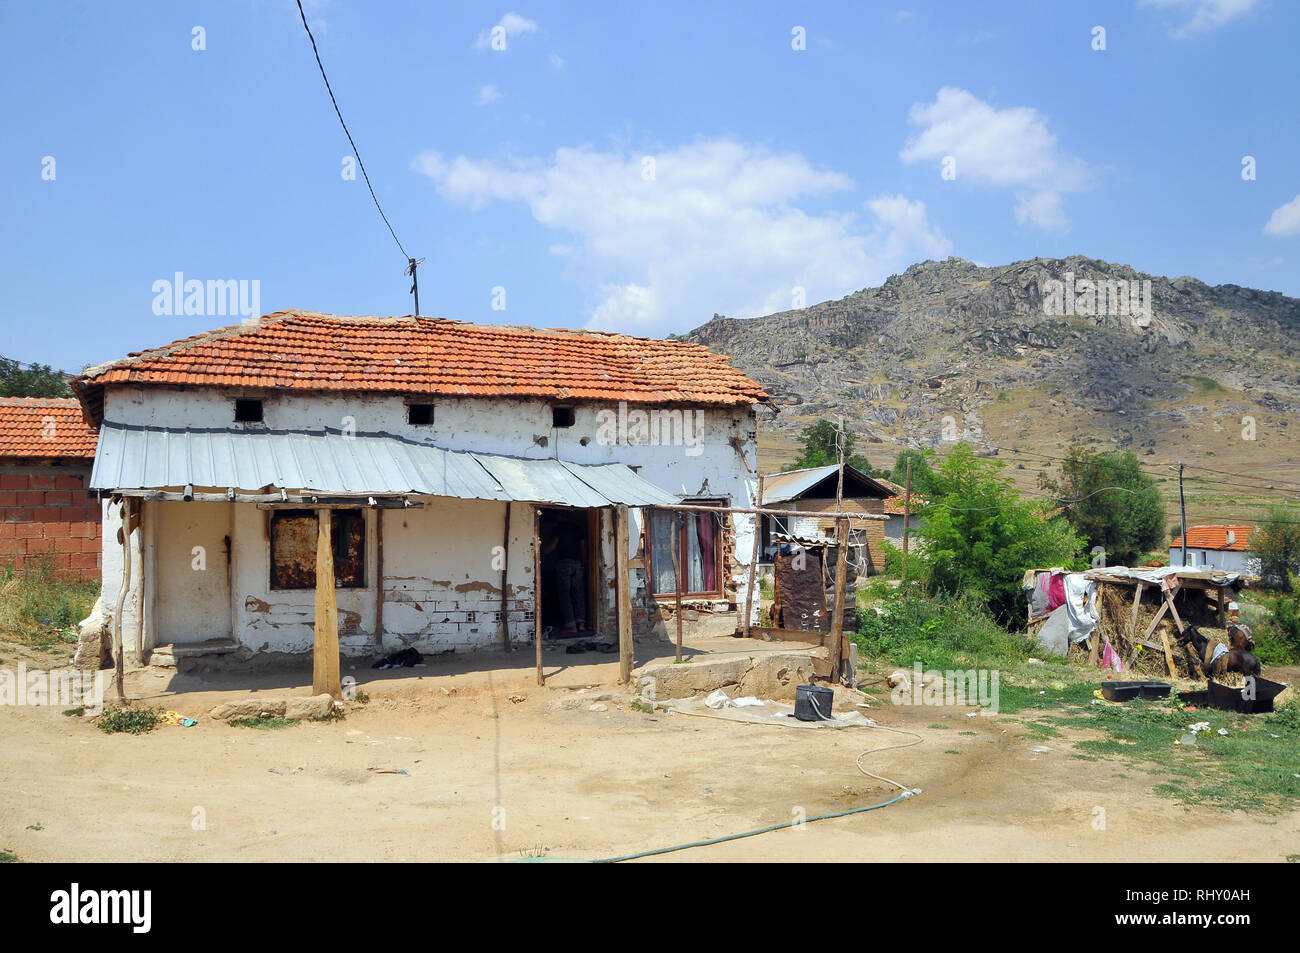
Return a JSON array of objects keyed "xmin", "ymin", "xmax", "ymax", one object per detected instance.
[{"xmin": 1083, "ymin": 582, "xmax": 1223, "ymax": 678}]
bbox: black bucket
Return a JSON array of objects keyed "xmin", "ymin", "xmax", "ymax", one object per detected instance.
[{"xmin": 794, "ymin": 684, "xmax": 834, "ymax": 722}]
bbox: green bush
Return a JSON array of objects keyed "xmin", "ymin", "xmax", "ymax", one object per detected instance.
[
  {"xmin": 97, "ymin": 707, "xmax": 163, "ymax": 735},
  {"xmin": 1254, "ymin": 594, "xmax": 1300, "ymax": 664},
  {"xmin": 852, "ymin": 590, "xmax": 1034, "ymax": 671},
  {"xmin": 881, "ymin": 540, "xmax": 929, "ymax": 585}
]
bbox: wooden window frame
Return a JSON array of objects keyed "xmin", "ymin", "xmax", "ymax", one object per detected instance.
[
  {"xmin": 268, "ymin": 508, "xmax": 367, "ymax": 591},
  {"xmin": 647, "ymin": 499, "xmax": 726, "ymax": 600}
]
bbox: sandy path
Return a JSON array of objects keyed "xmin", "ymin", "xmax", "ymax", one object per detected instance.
[{"xmin": 2, "ymin": 648, "xmax": 1297, "ymax": 863}]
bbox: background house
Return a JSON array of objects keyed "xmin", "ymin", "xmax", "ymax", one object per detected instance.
[
  {"xmin": 880, "ymin": 478, "xmax": 925, "ymax": 551},
  {"xmin": 759, "ymin": 464, "xmax": 894, "ymax": 575},
  {"xmin": 0, "ymin": 397, "xmax": 100, "ymax": 580},
  {"xmin": 72, "ymin": 310, "xmax": 767, "ymax": 668},
  {"xmin": 1169, "ymin": 525, "xmax": 1255, "ymax": 572}
]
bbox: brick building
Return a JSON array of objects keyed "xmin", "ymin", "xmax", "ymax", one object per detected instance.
[
  {"xmin": 0, "ymin": 397, "xmax": 101, "ymax": 580},
  {"xmin": 759, "ymin": 464, "xmax": 895, "ymax": 574}
]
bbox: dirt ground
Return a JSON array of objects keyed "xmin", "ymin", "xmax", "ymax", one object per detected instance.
[{"xmin": 2, "ymin": 637, "xmax": 1298, "ymax": 863}]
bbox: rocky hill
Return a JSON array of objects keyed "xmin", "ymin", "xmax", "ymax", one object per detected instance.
[{"xmin": 684, "ymin": 257, "xmax": 1300, "ymax": 486}]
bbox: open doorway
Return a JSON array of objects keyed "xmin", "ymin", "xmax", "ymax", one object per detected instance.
[{"xmin": 538, "ymin": 507, "xmax": 599, "ymax": 638}]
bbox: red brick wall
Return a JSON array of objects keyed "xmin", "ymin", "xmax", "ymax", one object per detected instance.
[{"xmin": 0, "ymin": 465, "xmax": 100, "ymax": 580}]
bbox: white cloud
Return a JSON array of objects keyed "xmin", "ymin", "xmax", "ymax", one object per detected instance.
[
  {"xmin": 900, "ymin": 86, "xmax": 1091, "ymax": 231},
  {"xmin": 413, "ymin": 140, "xmax": 951, "ymax": 335},
  {"xmin": 548, "ymin": 52, "xmax": 565, "ymax": 69},
  {"xmin": 476, "ymin": 84, "xmax": 503, "ymax": 106},
  {"xmin": 1141, "ymin": 0, "xmax": 1258, "ymax": 37},
  {"xmin": 1264, "ymin": 194, "xmax": 1300, "ymax": 237},
  {"xmin": 474, "ymin": 12, "xmax": 538, "ymax": 51}
]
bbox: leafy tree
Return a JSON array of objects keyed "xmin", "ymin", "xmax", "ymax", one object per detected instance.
[
  {"xmin": 791, "ymin": 419, "xmax": 875, "ymax": 474},
  {"xmin": 920, "ymin": 443, "xmax": 1084, "ymax": 627},
  {"xmin": 1038, "ymin": 444, "xmax": 1164, "ymax": 567},
  {"xmin": 0, "ymin": 357, "xmax": 71, "ymax": 398},
  {"xmin": 1250, "ymin": 508, "xmax": 1300, "ymax": 592},
  {"xmin": 887, "ymin": 448, "xmax": 939, "ymax": 497}
]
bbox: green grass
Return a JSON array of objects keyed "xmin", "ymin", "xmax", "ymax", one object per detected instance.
[
  {"xmin": 1012, "ymin": 693, "xmax": 1300, "ymax": 812},
  {"xmin": 0, "ymin": 852, "xmax": 17, "ymax": 863},
  {"xmin": 97, "ymin": 706, "xmax": 162, "ymax": 735},
  {"xmin": 853, "ymin": 590, "xmax": 1036, "ymax": 672},
  {"xmin": 0, "ymin": 557, "xmax": 100, "ymax": 653},
  {"xmin": 229, "ymin": 716, "xmax": 300, "ymax": 730}
]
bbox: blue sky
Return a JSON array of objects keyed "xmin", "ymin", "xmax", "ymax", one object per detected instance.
[{"xmin": 2, "ymin": 0, "xmax": 1297, "ymax": 372}]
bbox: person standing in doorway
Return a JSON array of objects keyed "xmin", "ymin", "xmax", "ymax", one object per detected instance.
[{"xmin": 545, "ymin": 516, "xmax": 587, "ymax": 634}]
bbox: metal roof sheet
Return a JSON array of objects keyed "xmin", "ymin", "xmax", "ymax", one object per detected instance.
[
  {"xmin": 761, "ymin": 464, "xmax": 895, "ymax": 505},
  {"xmin": 90, "ymin": 422, "xmax": 676, "ymax": 507}
]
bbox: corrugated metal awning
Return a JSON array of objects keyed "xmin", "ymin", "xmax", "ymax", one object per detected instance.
[
  {"xmin": 89, "ymin": 422, "xmax": 676, "ymax": 508},
  {"xmin": 761, "ymin": 463, "xmax": 895, "ymax": 504}
]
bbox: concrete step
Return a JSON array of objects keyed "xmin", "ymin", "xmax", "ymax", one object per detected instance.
[{"xmin": 149, "ymin": 639, "xmax": 240, "ymax": 668}]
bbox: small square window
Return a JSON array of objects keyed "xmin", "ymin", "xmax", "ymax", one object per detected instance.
[
  {"xmin": 234, "ymin": 398, "xmax": 263, "ymax": 423},
  {"xmin": 552, "ymin": 406, "xmax": 575, "ymax": 428},
  {"xmin": 408, "ymin": 403, "xmax": 434, "ymax": 426}
]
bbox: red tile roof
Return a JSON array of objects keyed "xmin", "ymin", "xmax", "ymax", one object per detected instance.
[
  {"xmin": 0, "ymin": 398, "xmax": 98, "ymax": 459},
  {"xmin": 74, "ymin": 311, "xmax": 767, "ymax": 421},
  {"xmin": 1170, "ymin": 525, "xmax": 1254, "ymax": 552},
  {"xmin": 879, "ymin": 479, "xmax": 926, "ymax": 515}
]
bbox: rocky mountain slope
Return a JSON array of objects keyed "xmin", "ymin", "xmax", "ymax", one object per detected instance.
[{"xmin": 684, "ymin": 257, "xmax": 1300, "ymax": 483}]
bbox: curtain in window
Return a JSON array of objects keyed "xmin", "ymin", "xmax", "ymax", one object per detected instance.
[
  {"xmin": 650, "ymin": 507, "xmax": 720, "ymax": 594},
  {"xmin": 649, "ymin": 510, "xmax": 678, "ymax": 595}
]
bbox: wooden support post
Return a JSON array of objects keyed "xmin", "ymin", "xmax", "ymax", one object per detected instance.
[
  {"xmin": 741, "ymin": 474, "xmax": 765, "ymax": 639},
  {"xmin": 670, "ymin": 512, "xmax": 683, "ymax": 662},
  {"xmin": 374, "ymin": 508, "xmax": 385, "ymax": 651},
  {"xmin": 111, "ymin": 498, "xmax": 133, "ymax": 704},
  {"xmin": 1162, "ymin": 590, "xmax": 1187, "ymax": 678},
  {"xmin": 313, "ymin": 508, "xmax": 341, "ymax": 698},
  {"xmin": 1139, "ymin": 600, "xmax": 1170, "ymax": 642},
  {"xmin": 829, "ymin": 515, "xmax": 849, "ymax": 683},
  {"xmin": 533, "ymin": 506, "xmax": 544, "ymax": 686},
  {"xmin": 500, "ymin": 502, "xmax": 512, "ymax": 652},
  {"xmin": 615, "ymin": 505, "xmax": 633, "ymax": 685}
]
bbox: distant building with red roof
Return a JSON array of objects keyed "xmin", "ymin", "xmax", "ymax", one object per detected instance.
[
  {"xmin": 0, "ymin": 397, "xmax": 101, "ymax": 580},
  {"xmin": 1169, "ymin": 524, "xmax": 1255, "ymax": 573}
]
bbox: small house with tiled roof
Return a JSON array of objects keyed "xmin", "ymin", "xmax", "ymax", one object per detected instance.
[
  {"xmin": 1169, "ymin": 525, "xmax": 1255, "ymax": 573},
  {"xmin": 759, "ymin": 464, "xmax": 895, "ymax": 574},
  {"xmin": 72, "ymin": 310, "xmax": 767, "ymax": 681},
  {"xmin": 0, "ymin": 397, "xmax": 101, "ymax": 580},
  {"xmin": 879, "ymin": 479, "xmax": 926, "ymax": 552}
]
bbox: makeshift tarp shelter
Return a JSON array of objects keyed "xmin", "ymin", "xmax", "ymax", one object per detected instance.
[{"xmin": 1026, "ymin": 565, "xmax": 1252, "ymax": 677}]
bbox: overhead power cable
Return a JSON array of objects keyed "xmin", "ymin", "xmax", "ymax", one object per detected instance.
[{"xmin": 294, "ymin": 0, "xmax": 424, "ymax": 313}]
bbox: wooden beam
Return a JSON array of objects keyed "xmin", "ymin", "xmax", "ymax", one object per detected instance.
[
  {"xmin": 670, "ymin": 512, "xmax": 683, "ymax": 662},
  {"xmin": 111, "ymin": 497, "xmax": 133, "ymax": 704},
  {"xmin": 312, "ymin": 508, "xmax": 341, "ymax": 698},
  {"xmin": 741, "ymin": 474, "xmax": 765, "ymax": 639},
  {"xmin": 615, "ymin": 505, "xmax": 634, "ymax": 685},
  {"xmin": 533, "ymin": 506, "xmax": 544, "ymax": 686},
  {"xmin": 374, "ymin": 508, "xmax": 385, "ymax": 652},
  {"xmin": 499, "ymin": 502, "xmax": 512, "ymax": 652},
  {"xmin": 829, "ymin": 516, "xmax": 849, "ymax": 683},
  {"xmin": 1139, "ymin": 600, "xmax": 1170, "ymax": 642},
  {"xmin": 1159, "ymin": 629, "xmax": 1178, "ymax": 678}
]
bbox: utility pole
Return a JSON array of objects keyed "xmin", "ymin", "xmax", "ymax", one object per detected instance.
[
  {"xmin": 902, "ymin": 459, "xmax": 913, "ymax": 585},
  {"xmin": 1177, "ymin": 461, "xmax": 1188, "ymax": 567},
  {"xmin": 405, "ymin": 258, "xmax": 422, "ymax": 316}
]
